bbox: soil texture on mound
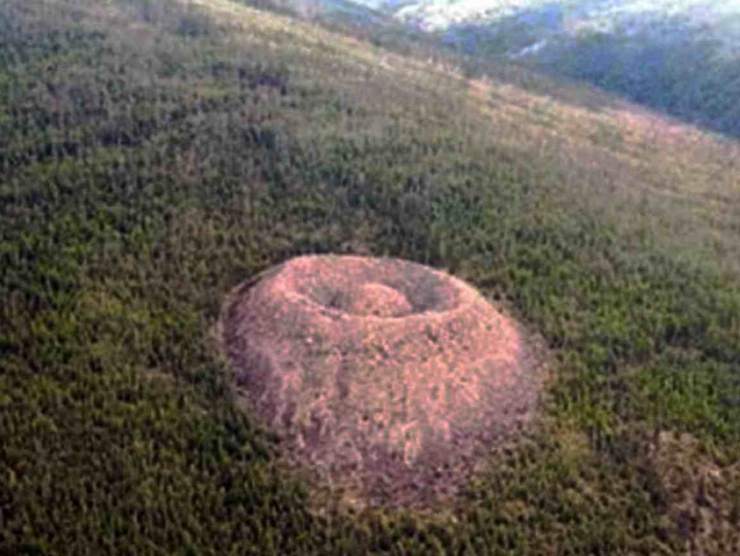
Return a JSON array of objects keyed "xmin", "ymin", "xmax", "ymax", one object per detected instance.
[{"xmin": 220, "ymin": 255, "xmax": 544, "ymax": 506}]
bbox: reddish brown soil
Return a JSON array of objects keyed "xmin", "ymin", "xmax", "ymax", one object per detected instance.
[{"xmin": 220, "ymin": 255, "xmax": 544, "ymax": 506}]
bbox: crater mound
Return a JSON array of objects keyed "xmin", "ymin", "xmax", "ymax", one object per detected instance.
[{"xmin": 220, "ymin": 255, "xmax": 544, "ymax": 506}]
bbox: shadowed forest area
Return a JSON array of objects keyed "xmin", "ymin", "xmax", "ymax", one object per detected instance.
[{"xmin": 1, "ymin": 0, "xmax": 740, "ymax": 553}]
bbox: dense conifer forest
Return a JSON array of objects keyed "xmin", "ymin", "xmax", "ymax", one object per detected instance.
[{"xmin": 1, "ymin": 0, "xmax": 739, "ymax": 553}]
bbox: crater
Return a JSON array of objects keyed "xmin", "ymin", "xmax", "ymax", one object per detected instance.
[
  {"xmin": 219, "ymin": 255, "xmax": 545, "ymax": 507},
  {"xmin": 334, "ymin": 282, "xmax": 412, "ymax": 317}
]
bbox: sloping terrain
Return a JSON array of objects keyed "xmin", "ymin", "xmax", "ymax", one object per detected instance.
[
  {"xmin": 1, "ymin": 0, "xmax": 740, "ymax": 553},
  {"xmin": 340, "ymin": 0, "xmax": 740, "ymax": 138}
]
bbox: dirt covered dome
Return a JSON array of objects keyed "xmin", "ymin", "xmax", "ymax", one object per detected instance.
[{"xmin": 220, "ymin": 255, "xmax": 544, "ymax": 506}]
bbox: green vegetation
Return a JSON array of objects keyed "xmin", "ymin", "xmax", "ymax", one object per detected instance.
[
  {"xmin": 1, "ymin": 0, "xmax": 739, "ymax": 553},
  {"xmin": 444, "ymin": 9, "xmax": 740, "ymax": 140},
  {"xmin": 540, "ymin": 24, "xmax": 740, "ymax": 140}
]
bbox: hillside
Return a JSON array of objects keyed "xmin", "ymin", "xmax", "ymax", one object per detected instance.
[
  {"xmin": 339, "ymin": 0, "xmax": 740, "ymax": 139},
  {"xmin": 2, "ymin": 0, "xmax": 740, "ymax": 553}
]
